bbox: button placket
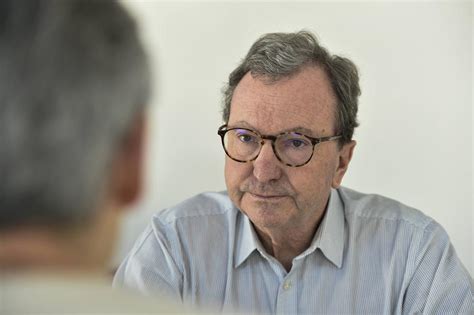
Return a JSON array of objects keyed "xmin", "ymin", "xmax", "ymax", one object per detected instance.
[{"xmin": 275, "ymin": 272, "xmax": 298, "ymax": 314}]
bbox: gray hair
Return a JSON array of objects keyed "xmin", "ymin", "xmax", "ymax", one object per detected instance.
[
  {"xmin": 222, "ymin": 31, "xmax": 360, "ymax": 144},
  {"xmin": 0, "ymin": 0, "xmax": 150, "ymax": 229}
]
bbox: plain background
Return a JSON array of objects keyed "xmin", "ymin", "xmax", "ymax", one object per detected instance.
[{"xmin": 115, "ymin": 0, "xmax": 473, "ymax": 277}]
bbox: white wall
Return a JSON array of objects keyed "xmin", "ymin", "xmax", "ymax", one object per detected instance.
[{"xmin": 115, "ymin": 1, "xmax": 473, "ymax": 276}]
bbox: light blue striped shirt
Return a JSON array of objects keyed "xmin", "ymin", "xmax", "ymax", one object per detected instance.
[{"xmin": 114, "ymin": 187, "xmax": 473, "ymax": 314}]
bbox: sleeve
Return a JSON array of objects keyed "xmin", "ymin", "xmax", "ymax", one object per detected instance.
[
  {"xmin": 112, "ymin": 218, "xmax": 184, "ymax": 301},
  {"xmin": 402, "ymin": 220, "xmax": 473, "ymax": 314}
]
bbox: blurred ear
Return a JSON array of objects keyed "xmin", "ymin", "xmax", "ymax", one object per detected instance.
[
  {"xmin": 332, "ymin": 140, "xmax": 356, "ymax": 189},
  {"xmin": 108, "ymin": 112, "xmax": 146, "ymax": 211}
]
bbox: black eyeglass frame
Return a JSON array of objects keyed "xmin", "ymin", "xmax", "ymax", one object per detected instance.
[{"xmin": 217, "ymin": 124, "xmax": 342, "ymax": 167}]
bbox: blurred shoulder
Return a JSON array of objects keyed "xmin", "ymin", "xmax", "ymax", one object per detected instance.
[{"xmin": 2, "ymin": 273, "xmax": 188, "ymax": 314}]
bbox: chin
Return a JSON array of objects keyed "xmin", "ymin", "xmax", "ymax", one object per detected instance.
[
  {"xmin": 248, "ymin": 213, "xmax": 288, "ymax": 230},
  {"xmin": 241, "ymin": 200, "xmax": 289, "ymax": 228}
]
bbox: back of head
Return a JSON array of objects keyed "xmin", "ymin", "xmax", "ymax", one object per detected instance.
[
  {"xmin": 222, "ymin": 31, "xmax": 361, "ymax": 144},
  {"xmin": 0, "ymin": 0, "xmax": 150, "ymax": 230}
]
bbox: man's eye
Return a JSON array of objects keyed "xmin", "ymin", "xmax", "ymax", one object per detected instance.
[
  {"xmin": 281, "ymin": 137, "xmax": 311, "ymax": 150},
  {"xmin": 289, "ymin": 139, "xmax": 307, "ymax": 148},
  {"xmin": 238, "ymin": 134, "xmax": 255, "ymax": 143}
]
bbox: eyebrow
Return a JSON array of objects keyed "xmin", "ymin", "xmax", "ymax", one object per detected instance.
[{"xmin": 228, "ymin": 121, "xmax": 319, "ymax": 137}]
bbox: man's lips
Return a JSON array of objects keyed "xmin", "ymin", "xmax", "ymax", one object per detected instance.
[{"xmin": 247, "ymin": 192, "xmax": 287, "ymax": 200}]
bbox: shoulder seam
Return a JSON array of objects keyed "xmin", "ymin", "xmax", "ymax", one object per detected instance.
[
  {"xmin": 346, "ymin": 210, "xmax": 433, "ymax": 231},
  {"xmin": 127, "ymin": 228, "xmax": 154, "ymax": 259}
]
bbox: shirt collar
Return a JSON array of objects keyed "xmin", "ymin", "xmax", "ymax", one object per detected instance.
[
  {"xmin": 307, "ymin": 188, "xmax": 345, "ymax": 268},
  {"xmin": 233, "ymin": 188, "xmax": 345, "ymax": 269},
  {"xmin": 234, "ymin": 211, "xmax": 260, "ymax": 268}
]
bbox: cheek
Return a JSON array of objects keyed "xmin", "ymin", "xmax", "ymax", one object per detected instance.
[
  {"xmin": 289, "ymin": 159, "xmax": 336, "ymax": 204},
  {"xmin": 224, "ymin": 158, "xmax": 253, "ymax": 197},
  {"xmin": 292, "ymin": 161, "xmax": 328, "ymax": 186}
]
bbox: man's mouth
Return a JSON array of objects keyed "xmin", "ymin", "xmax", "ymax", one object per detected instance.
[{"xmin": 247, "ymin": 192, "xmax": 287, "ymax": 201}]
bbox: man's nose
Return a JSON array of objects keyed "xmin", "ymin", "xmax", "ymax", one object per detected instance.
[{"xmin": 252, "ymin": 141, "xmax": 282, "ymax": 183}]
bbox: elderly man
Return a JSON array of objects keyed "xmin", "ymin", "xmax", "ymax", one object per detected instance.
[
  {"xmin": 0, "ymin": 0, "xmax": 185, "ymax": 313},
  {"xmin": 114, "ymin": 31, "xmax": 472, "ymax": 314}
]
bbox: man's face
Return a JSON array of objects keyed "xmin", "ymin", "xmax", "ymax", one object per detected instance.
[{"xmin": 224, "ymin": 66, "xmax": 354, "ymax": 232}]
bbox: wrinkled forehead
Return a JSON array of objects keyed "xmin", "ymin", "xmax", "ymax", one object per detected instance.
[{"xmin": 229, "ymin": 67, "xmax": 338, "ymax": 136}]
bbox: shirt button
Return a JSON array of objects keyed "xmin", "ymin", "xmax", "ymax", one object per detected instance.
[{"xmin": 283, "ymin": 280, "xmax": 292, "ymax": 290}]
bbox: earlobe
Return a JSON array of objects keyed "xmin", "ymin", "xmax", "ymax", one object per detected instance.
[
  {"xmin": 332, "ymin": 140, "xmax": 356, "ymax": 188},
  {"xmin": 108, "ymin": 112, "xmax": 146, "ymax": 211}
]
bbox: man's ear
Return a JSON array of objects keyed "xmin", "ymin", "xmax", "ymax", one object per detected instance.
[
  {"xmin": 332, "ymin": 140, "xmax": 356, "ymax": 189},
  {"xmin": 108, "ymin": 112, "xmax": 146, "ymax": 211}
]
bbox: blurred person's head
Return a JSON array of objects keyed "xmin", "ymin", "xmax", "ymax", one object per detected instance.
[{"xmin": 0, "ymin": 0, "xmax": 150, "ymax": 271}]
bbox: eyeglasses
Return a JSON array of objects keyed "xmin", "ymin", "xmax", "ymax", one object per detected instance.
[{"xmin": 217, "ymin": 124, "xmax": 342, "ymax": 167}]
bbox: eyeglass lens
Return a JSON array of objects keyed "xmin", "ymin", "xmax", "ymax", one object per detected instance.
[{"xmin": 223, "ymin": 128, "xmax": 314, "ymax": 166}]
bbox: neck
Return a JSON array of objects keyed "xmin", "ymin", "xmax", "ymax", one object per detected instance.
[
  {"xmin": 0, "ymin": 228, "xmax": 104, "ymax": 273},
  {"xmin": 0, "ymin": 203, "xmax": 120, "ymax": 274},
  {"xmin": 254, "ymin": 197, "xmax": 330, "ymax": 272},
  {"xmin": 255, "ymin": 218, "xmax": 323, "ymax": 272}
]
